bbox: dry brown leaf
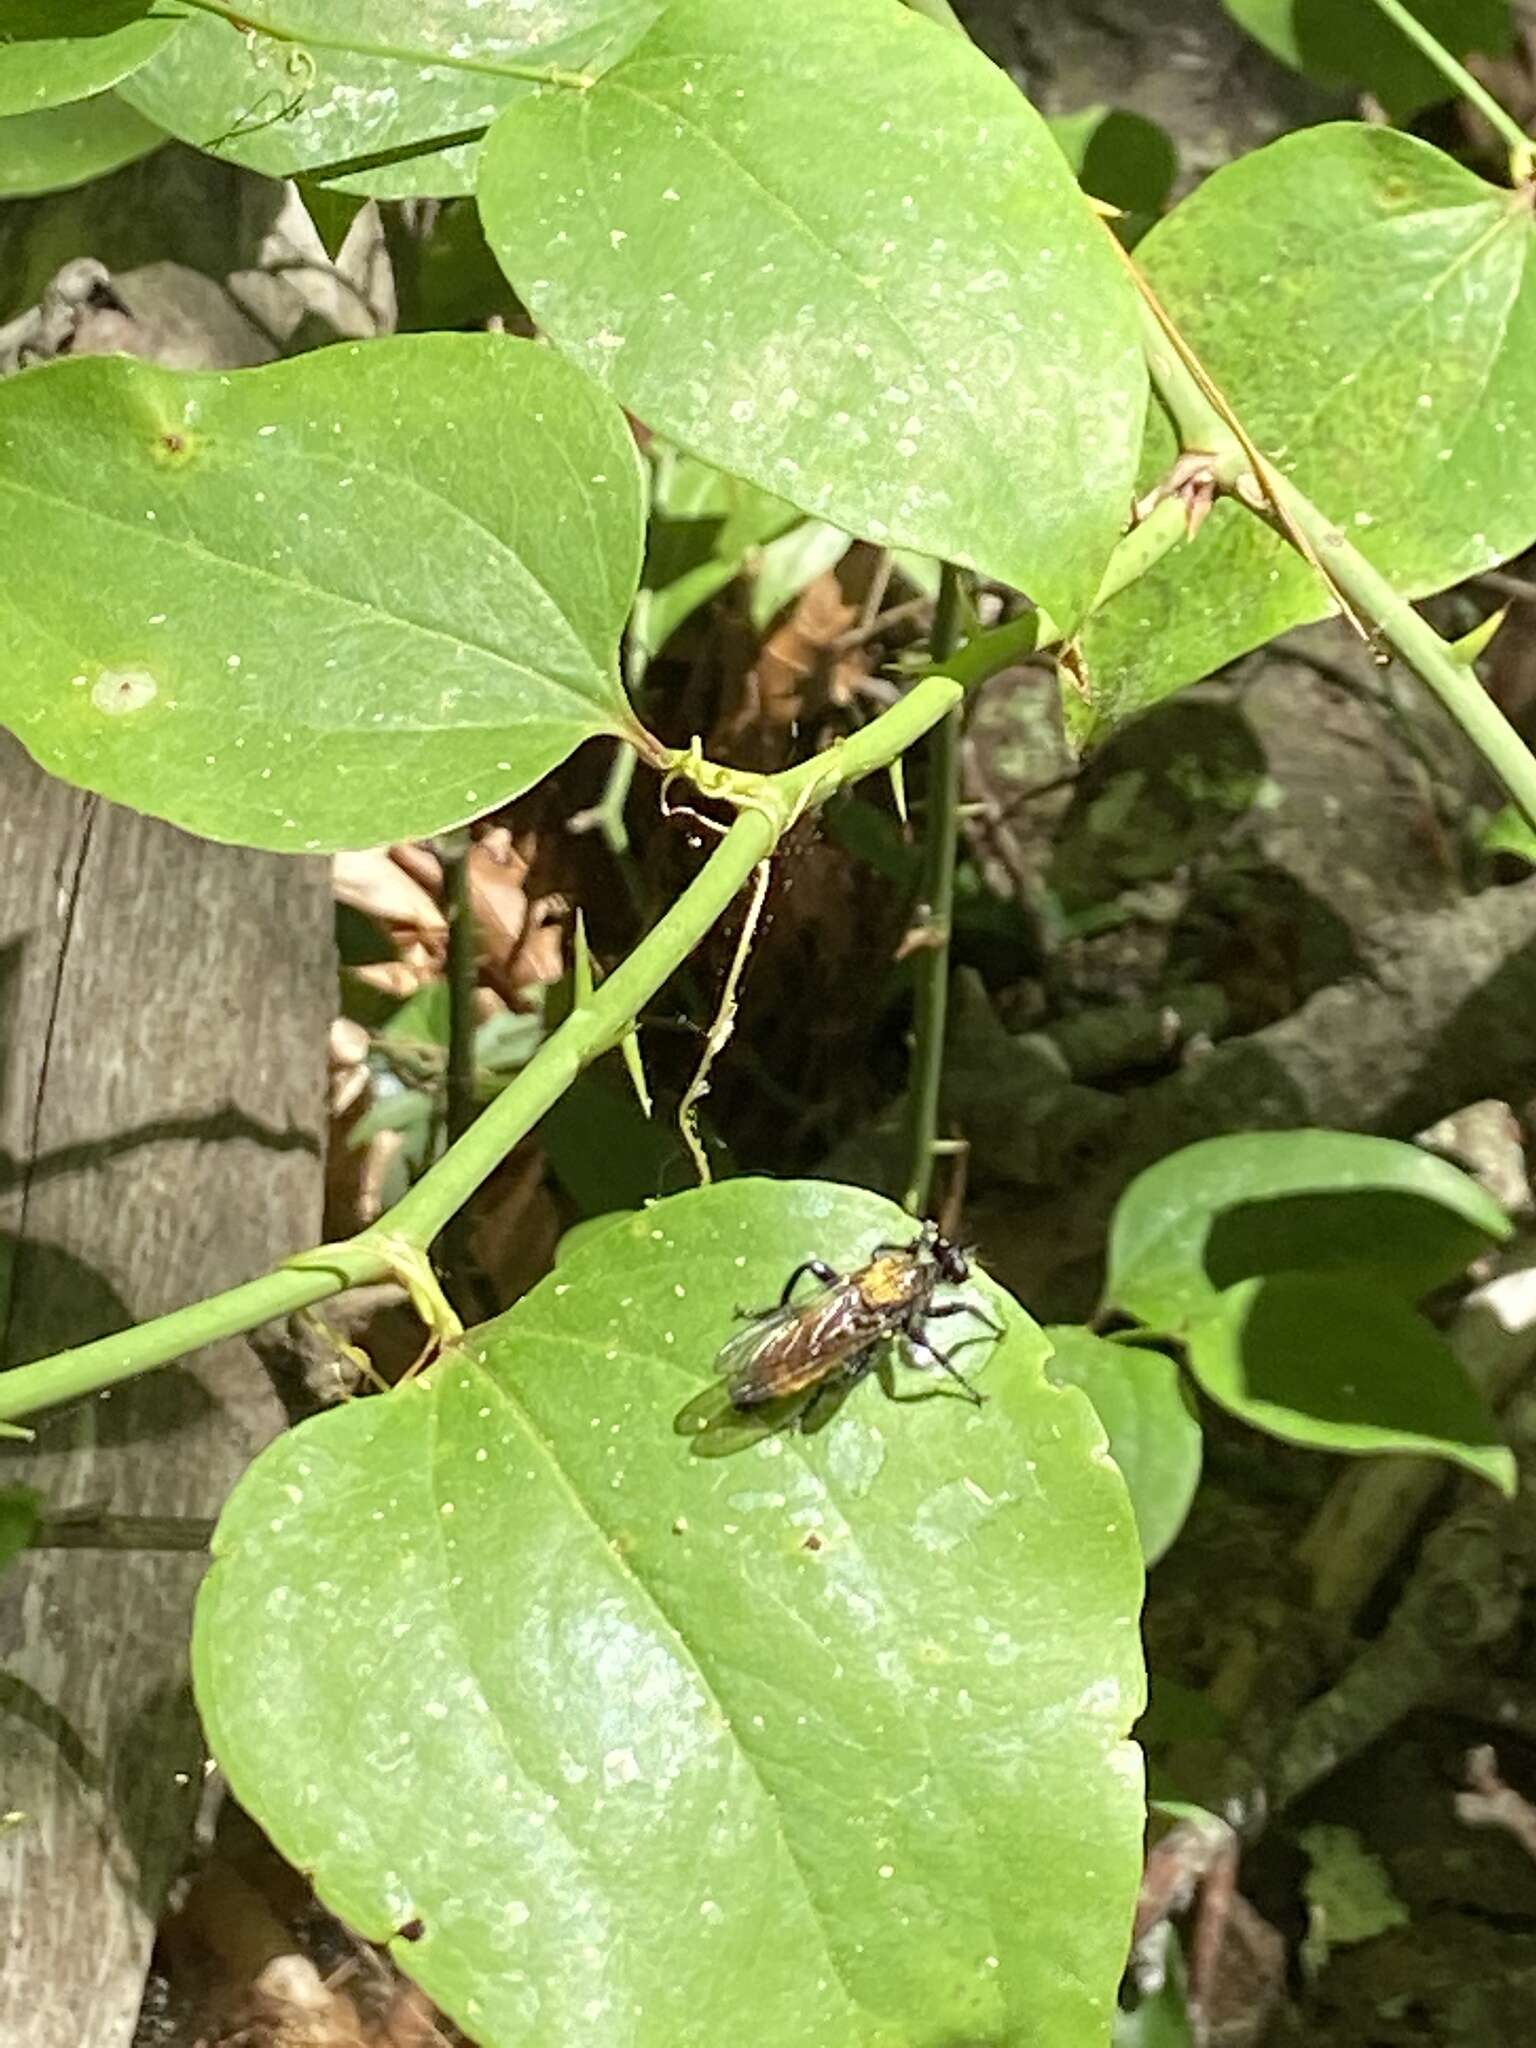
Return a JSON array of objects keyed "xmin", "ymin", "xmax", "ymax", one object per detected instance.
[
  {"xmin": 387, "ymin": 841, "xmax": 443, "ymax": 899},
  {"xmin": 351, "ymin": 958, "xmax": 434, "ymax": 1005},
  {"xmin": 334, "ymin": 847, "xmax": 446, "ymax": 1008},
  {"xmin": 369, "ymin": 1982, "xmax": 463, "ymax": 2046},
  {"xmin": 469, "ymin": 835, "xmax": 567, "ymax": 1001},
  {"xmin": 708, "ymin": 570, "xmax": 873, "ymax": 769},
  {"xmin": 249, "ymin": 1954, "xmax": 369, "ymax": 2047},
  {"xmin": 328, "ymin": 1019, "xmax": 371, "ymax": 1121},
  {"xmin": 332, "ymin": 849, "xmax": 444, "ymax": 938},
  {"xmin": 467, "ymin": 838, "xmax": 529, "ymax": 964}
]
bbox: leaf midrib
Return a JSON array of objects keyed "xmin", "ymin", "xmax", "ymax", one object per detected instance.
[
  {"xmin": 430, "ymin": 1350, "xmax": 870, "ymax": 2038},
  {"xmin": 0, "ymin": 463, "xmax": 614, "ymax": 714}
]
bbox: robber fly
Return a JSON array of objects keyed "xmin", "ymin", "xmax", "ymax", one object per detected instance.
[{"xmin": 714, "ymin": 1222, "xmax": 1002, "ymax": 1427}]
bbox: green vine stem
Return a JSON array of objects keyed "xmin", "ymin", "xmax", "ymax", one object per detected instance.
[
  {"xmin": 441, "ymin": 832, "xmax": 479, "ymax": 1148},
  {"xmin": 0, "ymin": 1258, "xmax": 373, "ymax": 1424},
  {"xmin": 570, "ymin": 742, "xmax": 639, "ymax": 861},
  {"xmin": 568, "ymin": 742, "xmax": 649, "ymax": 930},
  {"xmin": 1131, "ymin": 279, "xmax": 1536, "ymax": 832},
  {"xmin": 903, "ymin": 563, "xmax": 965, "ymax": 1216},
  {"xmin": 438, "ymin": 828, "xmax": 485, "ymax": 1310},
  {"xmin": 1362, "ymin": 0, "xmax": 1535, "ymax": 184},
  {"xmin": 924, "ymin": 493, "xmax": 1190, "ymax": 694},
  {"xmin": 0, "ymin": 676, "xmax": 961, "ymax": 1427},
  {"xmin": 1266, "ymin": 469, "xmax": 1536, "ymax": 829}
]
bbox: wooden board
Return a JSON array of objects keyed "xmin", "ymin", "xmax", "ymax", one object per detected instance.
[{"xmin": 0, "ymin": 732, "xmax": 332, "ymax": 2045}]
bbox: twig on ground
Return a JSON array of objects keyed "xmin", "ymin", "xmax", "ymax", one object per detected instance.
[
  {"xmin": 1456, "ymin": 1746, "xmax": 1536, "ymax": 1866},
  {"xmin": 1267, "ymin": 1371, "xmax": 1536, "ymax": 1815}
]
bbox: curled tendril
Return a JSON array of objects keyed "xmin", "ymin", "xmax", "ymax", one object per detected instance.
[
  {"xmin": 659, "ymin": 737, "xmax": 729, "ymax": 840},
  {"xmin": 207, "ymin": 33, "xmax": 315, "ymax": 148},
  {"xmin": 282, "ymin": 43, "xmax": 317, "ymax": 99}
]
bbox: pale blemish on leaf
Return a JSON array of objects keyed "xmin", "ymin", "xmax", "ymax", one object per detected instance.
[{"xmin": 91, "ymin": 668, "xmax": 158, "ymax": 715}]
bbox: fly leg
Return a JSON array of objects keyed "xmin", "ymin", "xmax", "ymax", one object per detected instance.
[
  {"xmin": 779, "ymin": 1258, "xmax": 840, "ymax": 1304},
  {"xmin": 926, "ymin": 1298, "xmax": 1005, "ymax": 1340},
  {"xmin": 735, "ymin": 1257, "xmax": 841, "ymax": 1320},
  {"xmin": 905, "ymin": 1333, "xmax": 987, "ymax": 1407}
]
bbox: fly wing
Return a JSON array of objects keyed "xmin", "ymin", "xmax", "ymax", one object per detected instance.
[
  {"xmin": 714, "ymin": 1303, "xmax": 799, "ymax": 1385},
  {"xmin": 718, "ymin": 1290, "xmax": 874, "ymax": 1406}
]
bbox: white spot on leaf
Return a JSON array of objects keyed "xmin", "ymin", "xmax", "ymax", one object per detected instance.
[{"xmin": 91, "ymin": 669, "xmax": 157, "ymax": 715}]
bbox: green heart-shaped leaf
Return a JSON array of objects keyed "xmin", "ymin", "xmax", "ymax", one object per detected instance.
[
  {"xmin": 1047, "ymin": 106, "xmax": 1177, "ymax": 219},
  {"xmin": 1044, "ymin": 1327, "xmax": 1202, "ymax": 1565},
  {"xmin": 1075, "ymin": 126, "xmax": 1536, "ymax": 738},
  {"xmin": 1106, "ymin": 1131, "xmax": 1510, "ymax": 1332},
  {"xmin": 196, "ymin": 1179, "xmax": 1144, "ymax": 2046},
  {"xmin": 0, "ymin": 334, "xmax": 647, "ymax": 850},
  {"xmin": 1184, "ymin": 1271, "xmax": 1514, "ymax": 1492},
  {"xmin": 1222, "ymin": 0, "xmax": 1513, "ymax": 121},
  {"xmin": 479, "ymin": 0, "xmax": 1146, "ymax": 627},
  {"xmin": 0, "ymin": 1, "xmax": 179, "ymax": 119},
  {"xmin": 0, "ymin": 93, "xmax": 163, "ymax": 197},
  {"xmin": 119, "ymin": 0, "xmax": 660, "ymax": 196}
]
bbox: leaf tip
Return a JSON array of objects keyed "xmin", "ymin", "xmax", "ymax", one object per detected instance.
[{"xmin": 1480, "ymin": 1445, "xmax": 1520, "ymax": 1499}]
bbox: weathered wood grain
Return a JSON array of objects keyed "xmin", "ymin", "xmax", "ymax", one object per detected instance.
[{"xmin": 0, "ymin": 732, "xmax": 331, "ymax": 2046}]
